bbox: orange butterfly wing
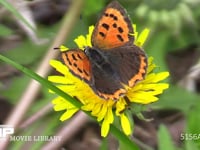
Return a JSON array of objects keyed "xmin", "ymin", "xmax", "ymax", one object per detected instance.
[
  {"xmin": 62, "ymin": 49, "xmax": 93, "ymax": 83},
  {"xmin": 92, "ymin": 1, "xmax": 134, "ymax": 50},
  {"xmin": 60, "ymin": 1, "xmax": 147, "ymax": 101}
]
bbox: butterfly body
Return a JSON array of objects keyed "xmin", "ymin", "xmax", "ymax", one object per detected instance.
[
  {"xmin": 85, "ymin": 46, "xmax": 125, "ymax": 98},
  {"xmin": 61, "ymin": 1, "xmax": 147, "ymax": 100}
]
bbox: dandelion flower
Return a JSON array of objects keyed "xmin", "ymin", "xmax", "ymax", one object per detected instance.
[{"xmin": 48, "ymin": 25, "xmax": 169, "ymax": 137}]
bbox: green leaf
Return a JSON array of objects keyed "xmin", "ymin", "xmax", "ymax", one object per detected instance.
[
  {"xmin": 82, "ymin": 0, "xmax": 106, "ymax": 17},
  {"xmin": 167, "ymin": 25, "xmax": 200, "ymax": 52},
  {"xmin": 185, "ymin": 140, "xmax": 199, "ymax": 150},
  {"xmin": 187, "ymin": 102, "xmax": 200, "ymax": 134},
  {"xmin": 158, "ymin": 124, "xmax": 175, "ymax": 150},
  {"xmin": 185, "ymin": 101, "xmax": 200, "ymax": 147},
  {"xmin": 119, "ymin": 139, "xmax": 139, "ymax": 150},
  {"xmin": 0, "ymin": 24, "xmax": 12, "ymax": 36},
  {"xmin": 152, "ymin": 85, "xmax": 200, "ymax": 113},
  {"xmin": 145, "ymin": 30, "xmax": 170, "ymax": 71},
  {"xmin": 1, "ymin": 76, "xmax": 30, "ymax": 103},
  {"xmin": 100, "ymin": 137, "xmax": 108, "ymax": 150},
  {"xmin": 110, "ymin": 125, "xmax": 139, "ymax": 150},
  {"xmin": 2, "ymin": 40, "xmax": 47, "ymax": 65},
  {"xmin": 130, "ymin": 103, "xmax": 147, "ymax": 114},
  {"xmin": 0, "ymin": 0, "xmax": 35, "ymax": 31}
]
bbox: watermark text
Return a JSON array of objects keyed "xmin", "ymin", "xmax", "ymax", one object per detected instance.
[
  {"xmin": 0, "ymin": 125, "xmax": 61, "ymax": 142},
  {"xmin": 180, "ymin": 133, "xmax": 200, "ymax": 141},
  {"xmin": 0, "ymin": 125, "xmax": 14, "ymax": 139}
]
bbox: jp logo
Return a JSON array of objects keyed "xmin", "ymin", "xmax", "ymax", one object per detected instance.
[{"xmin": 0, "ymin": 125, "xmax": 14, "ymax": 139}]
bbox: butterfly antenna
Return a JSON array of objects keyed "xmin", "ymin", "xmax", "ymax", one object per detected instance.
[{"xmin": 54, "ymin": 47, "xmax": 60, "ymax": 50}]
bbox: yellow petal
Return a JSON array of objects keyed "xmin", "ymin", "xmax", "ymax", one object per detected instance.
[
  {"xmin": 49, "ymin": 60, "xmax": 68, "ymax": 75},
  {"xmin": 116, "ymin": 98, "xmax": 127, "ymax": 116},
  {"xmin": 135, "ymin": 28, "xmax": 150, "ymax": 47},
  {"xmin": 52, "ymin": 97, "xmax": 76, "ymax": 111},
  {"xmin": 59, "ymin": 45, "xmax": 68, "ymax": 52},
  {"xmin": 52, "ymin": 98, "xmax": 67, "ymax": 111},
  {"xmin": 104, "ymin": 106, "xmax": 114, "ymax": 124},
  {"xmin": 147, "ymin": 57, "xmax": 157, "ymax": 74},
  {"xmin": 91, "ymin": 102, "xmax": 102, "ymax": 116},
  {"xmin": 120, "ymin": 114, "xmax": 131, "ymax": 135},
  {"xmin": 142, "ymin": 72, "xmax": 169, "ymax": 84},
  {"xmin": 142, "ymin": 73, "xmax": 157, "ymax": 83},
  {"xmin": 49, "ymin": 85, "xmax": 74, "ymax": 96},
  {"xmin": 137, "ymin": 83, "xmax": 168, "ymax": 91},
  {"xmin": 148, "ymin": 57, "xmax": 154, "ymax": 65},
  {"xmin": 48, "ymin": 76, "xmax": 68, "ymax": 84},
  {"xmin": 97, "ymin": 102, "xmax": 108, "ymax": 122},
  {"xmin": 151, "ymin": 72, "xmax": 170, "ymax": 82},
  {"xmin": 86, "ymin": 26, "xmax": 94, "ymax": 47},
  {"xmin": 128, "ymin": 91, "xmax": 158, "ymax": 104},
  {"xmin": 82, "ymin": 102, "xmax": 95, "ymax": 111},
  {"xmin": 129, "ymin": 83, "xmax": 143, "ymax": 92},
  {"xmin": 132, "ymin": 24, "xmax": 138, "ymax": 40},
  {"xmin": 101, "ymin": 119, "xmax": 110, "ymax": 137},
  {"xmin": 60, "ymin": 109, "xmax": 78, "ymax": 121},
  {"xmin": 74, "ymin": 35, "xmax": 87, "ymax": 48},
  {"xmin": 107, "ymin": 99, "xmax": 115, "ymax": 107}
]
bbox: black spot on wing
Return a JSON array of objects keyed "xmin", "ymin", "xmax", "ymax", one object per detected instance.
[
  {"xmin": 77, "ymin": 67, "xmax": 83, "ymax": 73},
  {"xmin": 102, "ymin": 23, "xmax": 109, "ymax": 30},
  {"xmin": 112, "ymin": 23, "xmax": 117, "ymax": 28},
  {"xmin": 99, "ymin": 32, "xmax": 105, "ymax": 37},
  {"xmin": 113, "ymin": 16, "xmax": 118, "ymax": 20},
  {"xmin": 77, "ymin": 53, "xmax": 83, "ymax": 60},
  {"xmin": 73, "ymin": 63, "xmax": 78, "ymax": 67},
  {"xmin": 104, "ymin": 13, "xmax": 109, "ymax": 17},
  {"xmin": 72, "ymin": 54, "xmax": 77, "ymax": 61},
  {"xmin": 109, "ymin": 13, "xmax": 118, "ymax": 21},
  {"xmin": 117, "ymin": 34, "xmax": 124, "ymax": 42},
  {"xmin": 66, "ymin": 55, "xmax": 72, "ymax": 65},
  {"xmin": 118, "ymin": 27, "xmax": 123, "ymax": 33},
  {"xmin": 83, "ymin": 70, "xmax": 89, "ymax": 76},
  {"xmin": 109, "ymin": 13, "xmax": 114, "ymax": 18}
]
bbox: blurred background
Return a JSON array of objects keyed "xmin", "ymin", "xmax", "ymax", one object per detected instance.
[{"xmin": 0, "ymin": 0, "xmax": 200, "ymax": 149}]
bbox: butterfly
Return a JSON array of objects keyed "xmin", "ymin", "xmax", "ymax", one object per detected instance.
[{"xmin": 61, "ymin": 1, "xmax": 147, "ymax": 100}]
